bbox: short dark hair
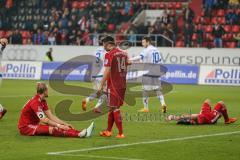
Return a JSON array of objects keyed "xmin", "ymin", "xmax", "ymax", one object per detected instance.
[
  {"xmin": 142, "ymin": 36, "xmax": 151, "ymax": 43},
  {"xmin": 102, "ymin": 35, "xmax": 115, "ymax": 44}
]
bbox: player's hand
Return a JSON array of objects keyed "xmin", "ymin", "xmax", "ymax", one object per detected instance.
[
  {"xmin": 0, "ymin": 38, "xmax": 8, "ymax": 51},
  {"xmin": 58, "ymin": 124, "xmax": 71, "ymax": 130},
  {"xmin": 0, "ymin": 38, "xmax": 8, "ymax": 45},
  {"xmin": 97, "ymin": 86, "xmax": 103, "ymax": 98}
]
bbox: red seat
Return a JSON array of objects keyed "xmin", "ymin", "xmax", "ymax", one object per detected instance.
[
  {"xmin": 21, "ymin": 31, "xmax": 30, "ymax": 39},
  {"xmin": 192, "ymin": 33, "xmax": 197, "ymax": 41},
  {"xmin": 107, "ymin": 24, "xmax": 115, "ymax": 32},
  {"xmin": 167, "ymin": 2, "xmax": 174, "ymax": 9},
  {"xmin": 158, "ymin": 2, "xmax": 165, "ymax": 9},
  {"xmin": 149, "ymin": 3, "xmax": 157, "ymax": 9},
  {"xmin": 211, "ymin": 17, "xmax": 218, "ymax": 24},
  {"xmin": 206, "ymin": 33, "xmax": 214, "ymax": 41},
  {"xmin": 194, "ymin": 16, "xmax": 201, "ymax": 24},
  {"xmin": 72, "ymin": 1, "xmax": 78, "ymax": 8},
  {"xmin": 176, "ymin": 41, "xmax": 184, "ymax": 47},
  {"xmin": 227, "ymin": 42, "xmax": 237, "ymax": 48},
  {"xmin": 203, "ymin": 17, "xmax": 211, "ymax": 24},
  {"xmin": 79, "ymin": 2, "xmax": 86, "ymax": 9},
  {"xmin": 205, "ymin": 25, "xmax": 213, "ymax": 33},
  {"xmin": 0, "ymin": 30, "xmax": 6, "ymax": 37},
  {"xmin": 217, "ymin": 9, "xmax": 225, "ymax": 17},
  {"xmin": 224, "ymin": 25, "xmax": 231, "ymax": 33},
  {"xmin": 175, "ymin": 2, "xmax": 182, "ymax": 9},
  {"xmin": 232, "ymin": 25, "xmax": 239, "ymax": 33},
  {"xmin": 218, "ymin": 17, "xmax": 225, "ymax": 24}
]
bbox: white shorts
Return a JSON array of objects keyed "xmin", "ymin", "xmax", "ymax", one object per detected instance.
[{"xmin": 142, "ymin": 76, "xmax": 161, "ymax": 91}]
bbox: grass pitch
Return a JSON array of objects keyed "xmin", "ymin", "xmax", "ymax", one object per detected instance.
[{"xmin": 0, "ymin": 80, "xmax": 240, "ymax": 160}]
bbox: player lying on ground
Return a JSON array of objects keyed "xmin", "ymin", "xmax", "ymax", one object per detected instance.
[
  {"xmin": 82, "ymin": 40, "xmax": 107, "ymax": 113},
  {"xmin": 97, "ymin": 36, "xmax": 129, "ymax": 138},
  {"xmin": 167, "ymin": 99, "xmax": 237, "ymax": 125},
  {"xmin": 0, "ymin": 104, "xmax": 7, "ymax": 120},
  {"xmin": 129, "ymin": 36, "xmax": 167, "ymax": 113},
  {"xmin": 0, "ymin": 38, "xmax": 8, "ymax": 120},
  {"xmin": 18, "ymin": 82, "xmax": 94, "ymax": 137}
]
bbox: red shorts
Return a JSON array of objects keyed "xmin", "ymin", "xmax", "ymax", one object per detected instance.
[
  {"xmin": 107, "ymin": 88, "xmax": 126, "ymax": 107},
  {"xmin": 197, "ymin": 103, "xmax": 222, "ymax": 124},
  {"xmin": 19, "ymin": 124, "xmax": 49, "ymax": 136}
]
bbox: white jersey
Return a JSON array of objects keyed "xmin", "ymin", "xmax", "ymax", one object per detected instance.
[
  {"xmin": 93, "ymin": 47, "xmax": 106, "ymax": 78},
  {"xmin": 140, "ymin": 45, "xmax": 162, "ymax": 64}
]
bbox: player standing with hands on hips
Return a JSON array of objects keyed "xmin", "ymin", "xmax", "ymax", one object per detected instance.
[
  {"xmin": 130, "ymin": 37, "xmax": 167, "ymax": 113},
  {"xmin": 0, "ymin": 38, "xmax": 8, "ymax": 120},
  {"xmin": 97, "ymin": 36, "xmax": 129, "ymax": 138}
]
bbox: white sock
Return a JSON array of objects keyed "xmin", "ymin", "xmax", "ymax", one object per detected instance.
[
  {"xmin": 86, "ymin": 93, "xmax": 97, "ymax": 103},
  {"xmin": 156, "ymin": 90, "xmax": 166, "ymax": 106},
  {"xmin": 142, "ymin": 90, "xmax": 149, "ymax": 109},
  {"xmin": 94, "ymin": 94, "xmax": 107, "ymax": 108},
  {"xmin": 0, "ymin": 104, "xmax": 3, "ymax": 112}
]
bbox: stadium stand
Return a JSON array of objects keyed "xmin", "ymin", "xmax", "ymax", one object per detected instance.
[{"xmin": 0, "ymin": 0, "xmax": 239, "ymax": 48}]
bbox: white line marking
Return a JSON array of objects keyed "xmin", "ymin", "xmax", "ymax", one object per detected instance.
[
  {"xmin": 55, "ymin": 154, "xmax": 143, "ymax": 160},
  {"xmin": 47, "ymin": 130, "xmax": 240, "ymax": 155}
]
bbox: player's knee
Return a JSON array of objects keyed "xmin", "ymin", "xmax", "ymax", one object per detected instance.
[
  {"xmin": 218, "ymin": 101, "xmax": 224, "ymax": 105},
  {"xmin": 204, "ymin": 99, "xmax": 211, "ymax": 104}
]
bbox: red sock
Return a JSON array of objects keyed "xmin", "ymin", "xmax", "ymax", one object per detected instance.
[
  {"xmin": 107, "ymin": 111, "xmax": 114, "ymax": 132},
  {"xmin": 52, "ymin": 128, "xmax": 80, "ymax": 137},
  {"xmin": 215, "ymin": 103, "xmax": 229, "ymax": 122},
  {"xmin": 113, "ymin": 109, "xmax": 123, "ymax": 135},
  {"xmin": 220, "ymin": 107, "xmax": 229, "ymax": 122}
]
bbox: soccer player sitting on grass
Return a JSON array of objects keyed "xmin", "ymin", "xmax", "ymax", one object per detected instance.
[
  {"xmin": 18, "ymin": 82, "xmax": 94, "ymax": 138},
  {"xmin": 167, "ymin": 99, "xmax": 237, "ymax": 125},
  {"xmin": 0, "ymin": 38, "xmax": 8, "ymax": 120}
]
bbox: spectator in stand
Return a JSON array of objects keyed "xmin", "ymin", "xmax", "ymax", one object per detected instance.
[
  {"xmin": 78, "ymin": 15, "xmax": 89, "ymax": 32},
  {"xmin": 60, "ymin": 29, "xmax": 69, "ymax": 45},
  {"xmin": 212, "ymin": 22, "xmax": 225, "ymax": 48},
  {"xmin": 48, "ymin": 32, "xmax": 56, "ymax": 45},
  {"xmin": 234, "ymin": 32, "xmax": 240, "ymax": 48},
  {"xmin": 183, "ymin": 6, "xmax": 195, "ymax": 24},
  {"xmin": 10, "ymin": 29, "xmax": 22, "ymax": 44},
  {"xmin": 68, "ymin": 29, "xmax": 77, "ymax": 45},
  {"xmin": 196, "ymin": 24, "xmax": 204, "ymax": 47},
  {"xmin": 183, "ymin": 23, "xmax": 194, "ymax": 47},
  {"xmin": 33, "ymin": 29, "xmax": 43, "ymax": 44},
  {"xmin": 161, "ymin": 10, "xmax": 170, "ymax": 26},
  {"xmin": 225, "ymin": 10, "xmax": 238, "ymax": 25}
]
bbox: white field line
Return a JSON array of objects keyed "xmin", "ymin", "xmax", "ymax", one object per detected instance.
[
  {"xmin": 54, "ymin": 154, "xmax": 143, "ymax": 160},
  {"xmin": 47, "ymin": 130, "xmax": 240, "ymax": 156}
]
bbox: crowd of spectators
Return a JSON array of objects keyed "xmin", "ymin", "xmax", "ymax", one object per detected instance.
[{"xmin": 0, "ymin": 0, "xmax": 239, "ymax": 48}]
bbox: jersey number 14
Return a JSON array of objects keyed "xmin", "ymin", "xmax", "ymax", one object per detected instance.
[{"xmin": 117, "ymin": 57, "xmax": 126, "ymax": 72}]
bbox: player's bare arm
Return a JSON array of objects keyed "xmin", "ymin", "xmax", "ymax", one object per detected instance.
[
  {"xmin": 97, "ymin": 67, "xmax": 110, "ymax": 96},
  {"xmin": 44, "ymin": 110, "xmax": 73, "ymax": 129}
]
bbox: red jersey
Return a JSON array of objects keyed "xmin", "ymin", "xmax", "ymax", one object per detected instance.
[
  {"xmin": 18, "ymin": 94, "xmax": 49, "ymax": 129},
  {"xmin": 104, "ymin": 47, "xmax": 128, "ymax": 90}
]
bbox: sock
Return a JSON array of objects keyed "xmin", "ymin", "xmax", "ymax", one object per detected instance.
[
  {"xmin": 220, "ymin": 106, "xmax": 229, "ymax": 122},
  {"xmin": 113, "ymin": 109, "xmax": 123, "ymax": 135},
  {"xmin": 0, "ymin": 105, "xmax": 3, "ymax": 112},
  {"xmin": 94, "ymin": 94, "xmax": 106, "ymax": 108},
  {"xmin": 52, "ymin": 128, "xmax": 80, "ymax": 137},
  {"xmin": 142, "ymin": 90, "xmax": 149, "ymax": 109},
  {"xmin": 86, "ymin": 93, "xmax": 97, "ymax": 102},
  {"xmin": 107, "ymin": 111, "xmax": 114, "ymax": 132},
  {"xmin": 156, "ymin": 90, "xmax": 166, "ymax": 106}
]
